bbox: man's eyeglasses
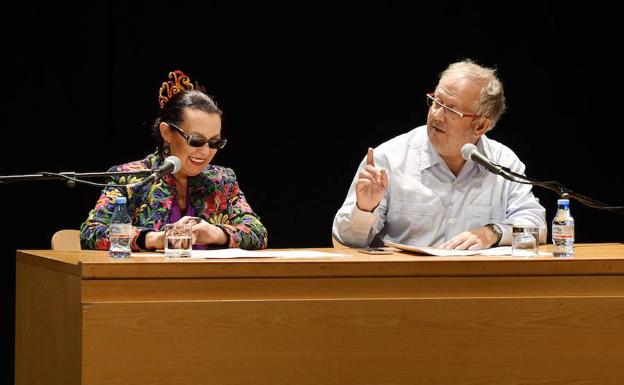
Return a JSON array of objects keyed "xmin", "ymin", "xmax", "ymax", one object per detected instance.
[
  {"xmin": 167, "ymin": 122, "xmax": 228, "ymax": 150},
  {"xmin": 426, "ymin": 93, "xmax": 480, "ymax": 120}
]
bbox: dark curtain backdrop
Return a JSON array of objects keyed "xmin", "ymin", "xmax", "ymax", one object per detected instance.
[{"xmin": 2, "ymin": 2, "xmax": 622, "ymax": 382}]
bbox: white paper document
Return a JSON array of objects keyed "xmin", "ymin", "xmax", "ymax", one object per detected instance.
[
  {"xmin": 385, "ymin": 242, "xmax": 529, "ymax": 257},
  {"xmin": 191, "ymin": 249, "xmax": 260, "ymax": 259},
  {"xmin": 252, "ymin": 250, "xmax": 348, "ymax": 259},
  {"xmin": 190, "ymin": 248, "xmax": 347, "ymax": 259}
]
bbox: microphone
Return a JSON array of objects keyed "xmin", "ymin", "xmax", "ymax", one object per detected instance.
[
  {"xmin": 460, "ymin": 143, "xmax": 503, "ymax": 175},
  {"xmin": 147, "ymin": 156, "xmax": 181, "ymax": 182}
]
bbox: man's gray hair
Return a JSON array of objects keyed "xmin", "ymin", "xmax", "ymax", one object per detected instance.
[{"xmin": 441, "ymin": 60, "xmax": 506, "ymax": 127}]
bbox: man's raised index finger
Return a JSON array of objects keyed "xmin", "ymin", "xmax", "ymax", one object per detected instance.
[{"xmin": 367, "ymin": 147, "xmax": 375, "ymax": 167}]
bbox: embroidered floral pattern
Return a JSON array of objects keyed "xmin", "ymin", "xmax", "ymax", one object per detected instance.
[{"xmin": 80, "ymin": 152, "xmax": 267, "ymax": 250}]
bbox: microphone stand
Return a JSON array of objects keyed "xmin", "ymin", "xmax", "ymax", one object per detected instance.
[
  {"xmin": 496, "ymin": 166, "xmax": 624, "ymax": 216},
  {"xmin": 0, "ymin": 170, "xmax": 154, "ymax": 188}
]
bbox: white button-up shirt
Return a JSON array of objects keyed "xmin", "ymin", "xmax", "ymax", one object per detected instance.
[{"xmin": 332, "ymin": 125, "xmax": 547, "ymax": 247}]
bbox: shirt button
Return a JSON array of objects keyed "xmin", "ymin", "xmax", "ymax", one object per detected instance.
[{"xmin": 448, "ymin": 218, "xmax": 456, "ymax": 224}]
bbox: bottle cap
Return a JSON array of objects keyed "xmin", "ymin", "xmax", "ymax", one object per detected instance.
[
  {"xmin": 114, "ymin": 197, "xmax": 127, "ymax": 204},
  {"xmin": 557, "ymin": 198, "xmax": 570, "ymax": 205}
]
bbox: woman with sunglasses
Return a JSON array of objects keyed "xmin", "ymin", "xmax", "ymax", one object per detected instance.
[{"xmin": 80, "ymin": 70, "xmax": 267, "ymax": 251}]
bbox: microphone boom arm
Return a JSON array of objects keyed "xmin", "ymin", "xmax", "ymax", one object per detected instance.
[
  {"xmin": 497, "ymin": 165, "xmax": 624, "ymax": 215},
  {"xmin": 0, "ymin": 170, "xmax": 153, "ymax": 183},
  {"xmin": 0, "ymin": 170, "xmax": 155, "ymax": 188}
]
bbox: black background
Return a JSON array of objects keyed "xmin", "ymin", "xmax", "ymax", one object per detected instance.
[{"xmin": 2, "ymin": 2, "xmax": 622, "ymax": 382}]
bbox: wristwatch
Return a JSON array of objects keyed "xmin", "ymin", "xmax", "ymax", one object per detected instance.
[{"xmin": 485, "ymin": 223, "xmax": 503, "ymax": 246}]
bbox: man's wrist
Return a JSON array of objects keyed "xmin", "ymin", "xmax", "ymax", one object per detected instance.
[
  {"xmin": 356, "ymin": 202, "xmax": 376, "ymax": 213},
  {"xmin": 485, "ymin": 223, "xmax": 502, "ymax": 246}
]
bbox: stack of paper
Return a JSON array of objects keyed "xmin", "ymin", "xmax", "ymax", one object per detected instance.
[{"xmin": 384, "ymin": 242, "xmax": 544, "ymax": 256}]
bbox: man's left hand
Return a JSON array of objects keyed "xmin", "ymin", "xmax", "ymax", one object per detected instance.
[{"xmin": 439, "ymin": 226, "xmax": 497, "ymax": 250}]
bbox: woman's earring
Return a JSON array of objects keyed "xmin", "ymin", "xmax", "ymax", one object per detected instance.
[{"xmin": 163, "ymin": 143, "xmax": 171, "ymax": 156}]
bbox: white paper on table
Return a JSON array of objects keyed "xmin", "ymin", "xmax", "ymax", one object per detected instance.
[
  {"xmin": 191, "ymin": 248, "xmax": 260, "ymax": 259},
  {"xmin": 479, "ymin": 247, "xmax": 551, "ymax": 257},
  {"xmin": 252, "ymin": 250, "xmax": 348, "ymax": 259},
  {"xmin": 386, "ymin": 242, "xmax": 551, "ymax": 257},
  {"xmin": 478, "ymin": 246, "xmax": 512, "ymax": 256},
  {"xmin": 190, "ymin": 249, "xmax": 348, "ymax": 259},
  {"xmin": 385, "ymin": 242, "xmax": 481, "ymax": 256}
]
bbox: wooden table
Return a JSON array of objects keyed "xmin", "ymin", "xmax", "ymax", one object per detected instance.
[{"xmin": 15, "ymin": 244, "xmax": 624, "ymax": 384}]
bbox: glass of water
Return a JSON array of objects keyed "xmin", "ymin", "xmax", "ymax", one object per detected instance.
[
  {"xmin": 512, "ymin": 225, "xmax": 539, "ymax": 257},
  {"xmin": 164, "ymin": 223, "xmax": 193, "ymax": 258}
]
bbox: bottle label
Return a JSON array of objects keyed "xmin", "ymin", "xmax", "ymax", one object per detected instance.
[
  {"xmin": 552, "ymin": 224, "xmax": 574, "ymax": 239},
  {"xmin": 110, "ymin": 223, "xmax": 131, "ymax": 238}
]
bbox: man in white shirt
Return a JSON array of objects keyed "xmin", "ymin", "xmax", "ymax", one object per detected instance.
[{"xmin": 333, "ymin": 60, "xmax": 546, "ymax": 250}]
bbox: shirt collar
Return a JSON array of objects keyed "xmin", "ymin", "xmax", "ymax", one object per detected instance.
[
  {"xmin": 419, "ymin": 134, "xmax": 446, "ymax": 171},
  {"xmin": 418, "ymin": 132, "xmax": 492, "ymax": 175}
]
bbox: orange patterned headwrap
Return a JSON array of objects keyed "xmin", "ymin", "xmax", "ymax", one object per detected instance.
[{"xmin": 158, "ymin": 70, "xmax": 194, "ymax": 109}]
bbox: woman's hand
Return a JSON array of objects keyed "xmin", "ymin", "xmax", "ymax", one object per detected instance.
[{"xmin": 177, "ymin": 216, "xmax": 228, "ymax": 246}]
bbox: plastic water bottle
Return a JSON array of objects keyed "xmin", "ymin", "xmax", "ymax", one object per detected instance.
[
  {"xmin": 552, "ymin": 198, "xmax": 574, "ymax": 257},
  {"xmin": 109, "ymin": 196, "xmax": 132, "ymax": 258}
]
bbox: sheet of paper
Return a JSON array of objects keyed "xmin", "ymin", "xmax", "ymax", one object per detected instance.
[
  {"xmin": 386, "ymin": 242, "xmax": 551, "ymax": 257},
  {"xmin": 190, "ymin": 248, "xmax": 261, "ymax": 259},
  {"xmin": 477, "ymin": 247, "xmax": 551, "ymax": 257},
  {"xmin": 190, "ymin": 249, "xmax": 347, "ymax": 259},
  {"xmin": 385, "ymin": 242, "xmax": 479, "ymax": 256},
  {"xmin": 252, "ymin": 250, "xmax": 348, "ymax": 259},
  {"xmin": 478, "ymin": 246, "xmax": 512, "ymax": 256}
]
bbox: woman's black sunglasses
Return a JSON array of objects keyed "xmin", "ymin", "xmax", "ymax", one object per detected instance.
[{"xmin": 167, "ymin": 122, "xmax": 228, "ymax": 150}]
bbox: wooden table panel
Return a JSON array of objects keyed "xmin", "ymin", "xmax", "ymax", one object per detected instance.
[
  {"xmin": 82, "ymin": 297, "xmax": 624, "ymax": 385},
  {"xmin": 15, "ymin": 244, "xmax": 624, "ymax": 385}
]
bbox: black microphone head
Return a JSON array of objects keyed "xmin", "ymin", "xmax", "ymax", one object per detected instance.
[{"xmin": 461, "ymin": 143, "xmax": 478, "ymax": 161}]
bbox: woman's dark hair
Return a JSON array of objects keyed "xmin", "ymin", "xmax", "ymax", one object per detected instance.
[{"xmin": 152, "ymin": 87, "xmax": 223, "ymax": 154}]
